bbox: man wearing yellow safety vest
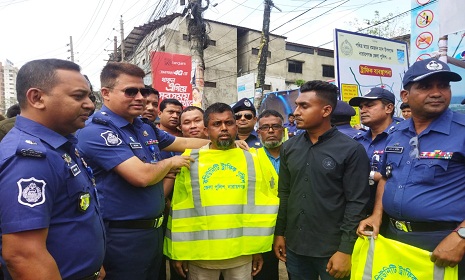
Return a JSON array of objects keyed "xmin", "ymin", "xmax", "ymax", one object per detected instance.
[{"xmin": 164, "ymin": 102, "xmax": 279, "ymax": 280}]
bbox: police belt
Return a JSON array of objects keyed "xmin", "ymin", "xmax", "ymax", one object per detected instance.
[
  {"xmin": 389, "ymin": 217, "xmax": 459, "ymax": 232},
  {"xmin": 107, "ymin": 214, "xmax": 164, "ymax": 229},
  {"xmin": 78, "ymin": 271, "xmax": 100, "ymax": 280}
]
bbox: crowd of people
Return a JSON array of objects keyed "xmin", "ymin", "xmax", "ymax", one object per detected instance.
[{"xmin": 0, "ymin": 57, "xmax": 464, "ymax": 280}]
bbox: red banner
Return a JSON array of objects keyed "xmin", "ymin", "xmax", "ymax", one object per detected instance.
[
  {"xmin": 151, "ymin": 52, "xmax": 192, "ymax": 107},
  {"xmin": 359, "ymin": 64, "xmax": 393, "ymax": 77}
]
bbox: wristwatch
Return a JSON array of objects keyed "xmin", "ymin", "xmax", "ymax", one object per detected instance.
[
  {"xmin": 454, "ymin": 226, "xmax": 465, "ymax": 238},
  {"xmin": 369, "ymin": 171, "xmax": 375, "ymax": 186}
]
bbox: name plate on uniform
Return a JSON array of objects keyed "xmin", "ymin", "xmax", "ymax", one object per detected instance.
[
  {"xmin": 385, "ymin": 147, "xmax": 403, "ymax": 153},
  {"xmin": 129, "ymin": 142, "xmax": 142, "ymax": 149}
]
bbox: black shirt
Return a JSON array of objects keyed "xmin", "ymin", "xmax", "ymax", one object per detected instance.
[{"xmin": 275, "ymin": 126, "xmax": 370, "ymax": 257}]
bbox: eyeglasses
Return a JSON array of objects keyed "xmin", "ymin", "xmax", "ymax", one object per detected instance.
[
  {"xmin": 235, "ymin": 113, "xmax": 254, "ymax": 120},
  {"xmin": 112, "ymin": 87, "xmax": 151, "ymax": 98},
  {"xmin": 258, "ymin": 124, "xmax": 283, "ymax": 131},
  {"xmin": 409, "ymin": 136, "xmax": 419, "ymax": 159}
]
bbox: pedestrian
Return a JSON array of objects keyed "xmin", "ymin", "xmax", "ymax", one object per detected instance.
[
  {"xmin": 357, "ymin": 58, "xmax": 465, "ymax": 279},
  {"xmin": 274, "ymin": 80, "xmax": 370, "ymax": 280},
  {"xmin": 0, "ymin": 58, "xmax": 105, "ymax": 279}
]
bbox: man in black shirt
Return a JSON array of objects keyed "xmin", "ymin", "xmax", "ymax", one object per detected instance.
[{"xmin": 273, "ymin": 80, "xmax": 370, "ymax": 280}]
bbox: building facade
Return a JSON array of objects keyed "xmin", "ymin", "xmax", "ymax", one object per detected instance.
[
  {"xmin": 120, "ymin": 14, "xmax": 335, "ymax": 107},
  {"xmin": 0, "ymin": 60, "xmax": 18, "ymax": 115}
]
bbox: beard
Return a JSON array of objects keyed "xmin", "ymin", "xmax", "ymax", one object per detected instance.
[
  {"xmin": 216, "ymin": 137, "xmax": 235, "ymax": 150},
  {"xmin": 262, "ymin": 139, "xmax": 282, "ymax": 149}
]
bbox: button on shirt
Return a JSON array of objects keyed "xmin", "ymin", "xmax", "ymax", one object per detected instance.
[
  {"xmin": 380, "ymin": 109, "xmax": 465, "ymax": 222},
  {"xmin": 354, "ymin": 120, "xmax": 397, "ymax": 211},
  {"xmin": 275, "ymin": 127, "xmax": 370, "ymax": 257},
  {"xmin": 0, "ymin": 116, "xmax": 105, "ymax": 279},
  {"xmin": 76, "ymin": 106, "xmax": 175, "ymax": 221}
]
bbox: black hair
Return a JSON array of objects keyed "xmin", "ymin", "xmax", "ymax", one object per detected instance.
[
  {"xmin": 300, "ymin": 80, "xmax": 338, "ymax": 113},
  {"xmin": 100, "ymin": 62, "xmax": 145, "ymax": 88},
  {"xmin": 258, "ymin": 109, "xmax": 284, "ymax": 122},
  {"xmin": 159, "ymin": 98, "xmax": 183, "ymax": 112},
  {"xmin": 400, "ymin": 102, "xmax": 410, "ymax": 110},
  {"xmin": 180, "ymin": 106, "xmax": 204, "ymax": 121},
  {"xmin": 16, "ymin": 59, "xmax": 81, "ymax": 107},
  {"xmin": 145, "ymin": 85, "xmax": 160, "ymax": 98},
  {"xmin": 204, "ymin": 102, "xmax": 234, "ymax": 127},
  {"xmin": 6, "ymin": 103, "xmax": 21, "ymax": 118}
]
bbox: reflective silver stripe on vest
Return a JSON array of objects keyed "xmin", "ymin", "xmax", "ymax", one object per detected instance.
[
  {"xmin": 166, "ymin": 226, "xmax": 274, "ymax": 241},
  {"xmin": 167, "ymin": 149, "xmax": 275, "ymax": 241},
  {"xmin": 362, "ymin": 237, "xmax": 446, "ymax": 280},
  {"xmin": 181, "ymin": 149, "xmax": 259, "ymax": 216}
]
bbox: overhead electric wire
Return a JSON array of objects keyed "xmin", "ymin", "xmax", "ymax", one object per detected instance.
[{"xmin": 208, "ymin": 0, "xmax": 438, "ymax": 83}]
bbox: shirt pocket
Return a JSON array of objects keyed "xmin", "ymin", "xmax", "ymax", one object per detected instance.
[{"xmin": 411, "ymin": 159, "xmax": 449, "ymax": 185}]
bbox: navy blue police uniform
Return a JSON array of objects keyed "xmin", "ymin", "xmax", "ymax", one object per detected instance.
[
  {"xmin": 76, "ymin": 106, "xmax": 175, "ymax": 279},
  {"xmin": 380, "ymin": 58, "xmax": 465, "ymax": 278},
  {"xmin": 0, "ymin": 116, "xmax": 105, "ymax": 280},
  {"xmin": 332, "ymin": 100, "xmax": 359, "ymax": 138}
]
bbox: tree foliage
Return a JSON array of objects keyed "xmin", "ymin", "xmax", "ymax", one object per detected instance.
[{"xmin": 347, "ymin": 10, "xmax": 410, "ymax": 39}]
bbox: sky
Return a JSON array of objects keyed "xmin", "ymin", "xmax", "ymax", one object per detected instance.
[{"xmin": 0, "ymin": 0, "xmax": 410, "ymax": 89}]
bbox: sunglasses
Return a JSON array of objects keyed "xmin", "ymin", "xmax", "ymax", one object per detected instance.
[
  {"xmin": 235, "ymin": 113, "xmax": 254, "ymax": 120},
  {"xmin": 112, "ymin": 87, "xmax": 151, "ymax": 98}
]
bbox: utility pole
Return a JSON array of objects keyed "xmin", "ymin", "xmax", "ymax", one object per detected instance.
[
  {"xmin": 187, "ymin": 0, "xmax": 209, "ymax": 108},
  {"xmin": 68, "ymin": 36, "xmax": 75, "ymax": 62},
  {"xmin": 113, "ymin": 36, "xmax": 118, "ymax": 62},
  {"xmin": 120, "ymin": 16, "xmax": 125, "ymax": 61},
  {"xmin": 255, "ymin": 0, "xmax": 280, "ymax": 110}
]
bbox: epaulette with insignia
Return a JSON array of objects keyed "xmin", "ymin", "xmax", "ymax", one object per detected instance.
[
  {"xmin": 387, "ymin": 125, "xmax": 399, "ymax": 134},
  {"xmin": 452, "ymin": 110, "xmax": 465, "ymax": 126},
  {"xmin": 92, "ymin": 111, "xmax": 111, "ymax": 126},
  {"xmin": 16, "ymin": 134, "xmax": 46, "ymax": 158},
  {"xmin": 353, "ymin": 132, "xmax": 363, "ymax": 140}
]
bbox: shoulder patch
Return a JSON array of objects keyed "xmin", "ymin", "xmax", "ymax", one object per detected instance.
[
  {"xmin": 17, "ymin": 177, "xmax": 46, "ymax": 207},
  {"xmin": 101, "ymin": 130, "xmax": 122, "ymax": 146},
  {"xmin": 452, "ymin": 111, "xmax": 465, "ymax": 126},
  {"xmin": 91, "ymin": 111, "xmax": 112, "ymax": 126},
  {"xmin": 388, "ymin": 125, "xmax": 399, "ymax": 134},
  {"xmin": 16, "ymin": 134, "xmax": 46, "ymax": 158}
]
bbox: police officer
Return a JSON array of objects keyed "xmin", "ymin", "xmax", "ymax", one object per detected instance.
[
  {"xmin": 331, "ymin": 100, "xmax": 359, "ymax": 138},
  {"xmin": 232, "ymin": 98, "xmax": 262, "ymax": 148},
  {"xmin": 357, "ymin": 58, "xmax": 465, "ymax": 279},
  {"xmin": 76, "ymin": 62, "xmax": 211, "ymax": 279},
  {"xmin": 349, "ymin": 87, "xmax": 398, "ymax": 217},
  {"xmin": 0, "ymin": 59, "xmax": 105, "ymax": 279}
]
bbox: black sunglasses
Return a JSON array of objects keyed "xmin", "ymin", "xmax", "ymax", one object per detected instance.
[
  {"xmin": 113, "ymin": 87, "xmax": 151, "ymax": 98},
  {"xmin": 235, "ymin": 113, "xmax": 254, "ymax": 120}
]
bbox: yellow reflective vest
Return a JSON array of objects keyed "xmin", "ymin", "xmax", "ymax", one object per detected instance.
[
  {"xmin": 351, "ymin": 235, "xmax": 458, "ymax": 280},
  {"xmin": 164, "ymin": 148, "xmax": 279, "ymax": 260}
]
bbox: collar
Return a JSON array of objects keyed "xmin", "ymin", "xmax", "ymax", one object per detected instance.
[
  {"xmin": 263, "ymin": 146, "xmax": 280, "ymax": 159},
  {"xmin": 397, "ymin": 109, "xmax": 452, "ymax": 136},
  {"xmin": 100, "ymin": 105, "xmax": 143, "ymax": 129},
  {"xmin": 303, "ymin": 126, "xmax": 337, "ymax": 142},
  {"xmin": 15, "ymin": 116, "xmax": 75, "ymax": 149}
]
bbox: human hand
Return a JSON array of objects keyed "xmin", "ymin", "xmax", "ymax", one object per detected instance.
[
  {"xmin": 169, "ymin": 156, "xmax": 194, "ymax": 170},
  {"xmin": 251, "ymin": 254, "xmax": 263, "ymax": 276},
  {"xmin": 273, "ymin": 235, "xmax": 287, "ymax": 262},
  {"xmin": 235, "ymin": 140, "xmax": 249, "ymax": 151},
  {"xmin": 431, "ymin": 232, "xmax": 465, "ymax": 267},
  {"xmin": 357, "ymin": 214, "xmax": 382, "ymax": 239},
  {"xmin": 97, "ymin": 266, "xmax": 105, "ymax": 280},
  {"xmin": 326, "ymin": 251, "xmax": 351, "ymax": 278},
  {"xmin": 172, "ymin": 260, "xmax": 188, "ymax": 278}
]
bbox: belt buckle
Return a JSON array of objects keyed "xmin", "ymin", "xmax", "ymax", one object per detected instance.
[
  {"xmin": 155, "ymin": 216, "xmax": 164, "ymax": 228},
  {"xmin": 394, "ymin": 220, "xmax": 411, "ymax": 232}
]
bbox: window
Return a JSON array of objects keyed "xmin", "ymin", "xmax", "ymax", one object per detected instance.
[
  {"xmin": 317, "ymin": 49, "xmax": 334, "ymax": 58},
  {"xmin": 204, "ymin": 81, "xmax": 217, "ymax": 88},
  {"xmin": 288, "ymin": 60, "xmax": 303, "ymax": 74},
  {"xmin": 322, "ymin": 65, "xmax": 335, "ymax": 78},
  {"xmin": 251, "ymin": 48, "xmax": 271, "ymax": 58}
]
